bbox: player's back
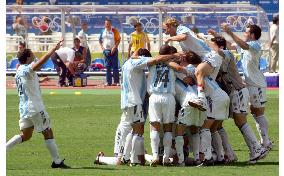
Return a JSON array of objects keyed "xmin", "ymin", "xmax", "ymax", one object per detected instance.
[
  {"xmin": 147, "ymin": 63, "xmax": 176, "ymax": 95},
  {"xmin": 15, "ymin": 64, "xmax": 45, "ymax": 118},
  {"xmin": 176, "ymin": 25, "xmax": 211, "ymax": 57}
]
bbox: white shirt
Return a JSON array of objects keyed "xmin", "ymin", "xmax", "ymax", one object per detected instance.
[
  {"xmin": 78, "ymin": 29, "xmax": 89, "ymax": 48},
  {"xmin": 270, "ymin": 24, "xmax": 279, "ymax": 44},
  {"xmin": 238, "ymin": 41, "xmax": 267, "ymax": 88},
  {"xmin": 175, "ymin": 79, "xmax": 198, "ymax": 107},
  {"xmin": 176, "ymin": 25, "xmax": 212, "ymax": 58},
  {"xmin": 147, "ymin": 63, "xmax": 176, "ymax": 95},
  {"xmin": 55, "ymin": 47, "xmax": 75, "ymax": 63},
  {"xmin": 121, "ymin": 56, "xmax": 149, "ymax": 109},
  {"xmin": 15, "ymin": 64, "xmax": 45, "ymax": 119}
]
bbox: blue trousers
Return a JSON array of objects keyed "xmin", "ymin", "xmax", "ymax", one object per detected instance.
[{"xmin": 103, "ymin": 49, "xmax": 119, "ymax": 84}]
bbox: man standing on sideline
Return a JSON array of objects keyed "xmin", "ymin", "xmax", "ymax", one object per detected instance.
[
  {"xmin": 269, "ymin": 14, "xmax": 279, "ymax": 73},
  {"xmin": 99, "ymin": 18, "xmax": 121, "ymax": 86},
  {"xmin": 128, "ymin": 22, "xmax": 151, "ymax": 58},
  {"xmin": 78, "ymin": 22, "xmax": 91, "ymax": 67}
]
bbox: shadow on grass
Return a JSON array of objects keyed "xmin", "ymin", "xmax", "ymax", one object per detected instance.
[
  {"xmin": 68, "ymin": 166, "xmax": 121, "ymax": 171},
  {"xmin": 230, "ymin": 161, "xmax": 279, "ymax": 167}
]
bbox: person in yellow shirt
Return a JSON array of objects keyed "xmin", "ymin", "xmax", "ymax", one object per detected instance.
[{"xmin": 128, "ymin": 22, "xmax": 151, "ymax": 58}]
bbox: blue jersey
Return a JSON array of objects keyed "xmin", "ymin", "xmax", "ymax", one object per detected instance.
[
  {"xmin": 15, "ymin": 64, "xmax": 45, "ymax": 119},
  {"xmin": 238, "ymin": 40, "xmax": 267, "ymax": 88},
  {"xmin": 121, "ymin": 56, "xmax": 149, "ymax": 109},
  {"xmin": 147, "ymin": 63, "xmax": 176, "ymax": 95}
]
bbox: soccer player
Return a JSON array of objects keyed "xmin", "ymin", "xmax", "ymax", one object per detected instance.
[
  {"xmin": 6, "ymin": 39, "xmax": 70, "ymax": 169},
  {"xmin": 221, "ymin": 23, "xmax": 272, "ymax": 151},
  {"xmin": 96, "ymin": 48, "xmax": 177, "ymax": 166},
  {"xmin": 180, "ymin": 51, "xmax": 230, "ymax": 166},
  {"xmin": 207, "ymin": 30, "xmax": 269, "ymax": 163},
  {"xmin": 163, "ymin": 17, "xmax": 223, "ymax": 111}
]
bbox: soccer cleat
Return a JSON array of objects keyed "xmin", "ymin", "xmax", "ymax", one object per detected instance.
[
  {"xmin": 150, "ymin": 159, "xmax": 160, "ymax": 167},
  {"xmin": 249, "ymin": 147, "xmax": 269, "ymax": 164},
  {"xmin": 262, "ymin": 141, "xmax": 273, "ymax": 151},
  {"xmin": 51, "ymin": 159, "xmax": 70, "ymax": 169},
  {"xmin": 188, "ymin": 98, "xmax": 207, "ymax": 111},
  {"xmin": 224, "ymin": 153, "xmax": 238, "ymax": 163},
  {"xmin": 196, "ymin": 158, "xmax": 214, "ymax": 167},
  {"xmin": 94, "ymin": 151, "xmax": 105, "ymax": 165}
]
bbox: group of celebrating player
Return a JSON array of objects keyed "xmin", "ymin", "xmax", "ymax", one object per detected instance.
[
  {"xmin": 95, "ymin": 17, "xmax": 272, "ymax": 167},
  {"xmin": 6, "ymin": 16, "xmax": 272, "ymax": 169}
]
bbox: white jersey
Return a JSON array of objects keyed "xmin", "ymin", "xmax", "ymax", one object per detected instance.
[
  {"xmin": 175, "ymin": 79, "xmax": 198, "ymax": 107},
  {"xmin": 55, "ymin": 47, "xmax": 75, "ymax": 63},
  {"xmin": 147, "ymin": 63, "xmax": 176, "ymax": 95},
  {"xmin": 15, "ymin": 64, "xmax": 45, "ymax": 119},
  {"xmin": 238, "ymin": 40, "xmax": 267, "ymax": 88},
  {"xmin": 186, "ymin": 65, "xmax": 220, "ymax": 96},
  {"xmin": 78, "ymin": 29, "xmax": 89, "ymax": 48},
  {"xmin": 121, "ymin": 56, "xmax": 149, "ymax": 109},
  {"xmin": 176, "ymin": 25, "xmax": 212, "ymax": 58}
]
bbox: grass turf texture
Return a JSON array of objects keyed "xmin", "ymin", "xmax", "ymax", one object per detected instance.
[{"xmin": 6, "ymin": 89, "xmax": 279, "ymax": 176}]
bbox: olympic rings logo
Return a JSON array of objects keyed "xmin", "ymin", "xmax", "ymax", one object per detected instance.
[
  {"xmin": 32, "ymin": 16, "xmax": 61, "ymax": 32},
  {"xmin": 226, "ymin": 15, "xmax": 257, "ymax": 32},
  {"xmin": 129, "ymin": 17, "xmax": 159, "ymax": 34}
]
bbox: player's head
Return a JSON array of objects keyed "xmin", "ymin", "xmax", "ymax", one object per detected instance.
[
  {"xmin": 137, "ymin": 48, "xmax": 152, "ymax": 57},
  {"xmin": 159, "ymin": 45, "xmax": 177, "ymax": 55},
  {"xmin": 211, "ymin": 36, "xmax": 226, "ymax": 50},
  {"xmin": 273, "ymin": 15, "xmax": 279, "ymax": 25},
  {"xmin": 17, "ymin": 49, "xmax": 34, "ymax": 65},
  {"xmin": 134, "ymin": 22, "xmax": 142, "ymax": 32},
  {"xmin": 183, "ymin": 51, "xmax": 202, "ymax": 65},
  {"xmin": 163, "ymin": 17, "xmax": 179, "ymax": 36},
  {"xmin": 244, "ymin": 24, "xmax": 261, "ymax": 41},
  {"xmin": 74, "ymin": 51, "xmax": 82, "ymax": 61},
  {"xmin": 81, "ymin": 22, "xmax": 88, "ymax": 31},
  {"xmin": 18, "ymin": 41, "xmax": 26, "ymax": 52},
  {"xmin": 105, "ymin": 18, "xmax": 112, "ymax": 29},
  {"xmin": 73, "ymin": 37, "xmax": 81, "ymax": 48}
]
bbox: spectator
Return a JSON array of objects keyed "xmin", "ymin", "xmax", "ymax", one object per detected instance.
[
  {"xmin": 78, "ymin": 22, "xmax": 91, "ymax": 67},
  {"xmin": 128, "ymin": 22, "xmax": 150, "ymax": 58},
  {"xmin": 269, "ymin": 14, "xmax": 279, "ymax": 73},
  {"xmin": 72, "ymin": 37, "xmax": 87, "ymax": 70},
  {"xmin": 50, "ymin": 47, "xmax": 75, "ymax": 87},
  {"xmin": 18, "ymin": 41, "xmax": 26, "ymax": 52},
  {"xmin": 68, "ymin": 51, "xmax": 87, "ymax": 77},
  {"xmin": 12, "ymin": 15, "xmax": 28, "ymax": 40},
  {"xmin": 99, "ymin": 18, "xmax": 121, "ymax": 86}
]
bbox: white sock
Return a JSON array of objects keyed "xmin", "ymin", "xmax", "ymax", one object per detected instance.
[
  {"xmin": 212, "ymin": 131, "xmax": 225, "ymax": 161},
  {"xmin": 123, "ymin": 132, "xmax": 133, "ymax": 161},
  {"xmin": 131, "ymin": 134, "xmax": 144, "ymax": 164},
  {"xmin": 150, "ymin": 130, "xmax": 160, "ymax": 160},
  {"xmin": 163, "ymin": 132, "xmax": 173, "ymax": 162},
  {"xmin": 6, "ymin": 135, "xmax": 22, "ymax": 151},
  {"xmin": 191, "ymin": 133, "xmax": 200, "ymax": 161},
  {"xmin": 114, "ymin": 123, "xmax": 122, "ymax": 155},
  {"xmin": 145, "ymin": 154, "xmax": 153, "ymax": 163},
  {"xmin": 175, "ymin": 136, "xmax": 184, "ymax": 164},
  {"xmin": 218, "ymin": 128, "xmax": 235, "ymax": 160},
  {"xmin": 99, "ymin": 156, "xmax": 119, "ymax": 165},
  {"xmin": 240, "ymin": 123, "xmax": 261, "ymax": 153},
  {"xmin": 117, "ymin": 122, "xmax": 131, "ymax": 157},
  {"xmin": 45, "ymin": 139, "xmax": 61, "ymax": 164},
  {"xmin": 254, "ymin": 115, "xmax": 270, "ymax": 145},
  {"xmin": 200, "ymin": 128, "xmax": 212, "ymax": 160}
]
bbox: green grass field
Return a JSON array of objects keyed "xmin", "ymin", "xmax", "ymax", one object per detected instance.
[{"xmin": 6, "ymin": 89, "xmax": 279, "ymax": 176}]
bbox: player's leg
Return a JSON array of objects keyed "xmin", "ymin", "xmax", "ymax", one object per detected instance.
[
  {"xmin": 217, "ymin": 123, "xmax": 237, "ymax": 162},
  {"xmin": 189, "ymin": 125, "xmax": 201, "ymax": 164},
  {"xmin": 6, "ymin": 127, "xmax": 33, "ymax": 151},
  {"xmin": 95, "ymin": 152, "xmax": 119, "ymax": 165},
  {"xmin": 162, "ymin": 123, "xmax": 173, "ymax": 165},
  {"xmin": 199, "ymin": 119, "xmax": 214, "ymax": 165},
  {"xmin": 131, "ymin": 121, "xmax": 145, "ymax": 166},
  {"xmin": 175, "ymin": 124, "xmax": 186, "ymax": 166},
  {"xmin": 150, "ymin": 122, "xmax": 161, "ymax": 166},
  {"xmin": 211, "ymin": 121, "xmax": 225, "ymax": 163}
]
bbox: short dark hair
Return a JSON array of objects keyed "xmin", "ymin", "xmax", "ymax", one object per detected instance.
[
  {"xmin": 159, "ymin": 45, "xmax": 177, "ymax": 55},
  {"xmin": 17, "ymin": 49, "xmax": 32, "ymax": 64},
  {"xmin": 272, "ymin": 15, "xmax": 279, "ymax": 24},
  {"xmin": 137, "ymin": 48, "xmax": 152, "ymax": 57},
  {"xmin": 74, "ymin": 37, "xmax": 80, "ymax": 42},
  {"xmin": 247, "ymin": 24, "xmax": 262, "ymax": 40},
  {"xmin": 211, "ymin": 36, "xmax": 226, "ymax": 50},
  {"xmin": 134, "ymin": 22, "xmax": 142, "ymax": 28},
  {"xmin": 18, "ymin": 41, "xmax": 26, "ymax": 48},
  {"xmin": 184, "ymin": 51, "xmax": 202, "ymax": 65},
  {"xmin": 105, "ymin": 18, "xmax": 111, "ymax": 23}
]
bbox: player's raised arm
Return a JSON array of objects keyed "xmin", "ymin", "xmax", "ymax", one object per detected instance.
[
  {"xmin": 32, "ymin": 39, "xmax": 63, "ymax": 71},
  {"xmin": 208, "ymin": 28, "xmax": 236, "ymax": 51},
  {"xmin": 221, "ymin": 23, "xmax": 249, "ymax": 50}
]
